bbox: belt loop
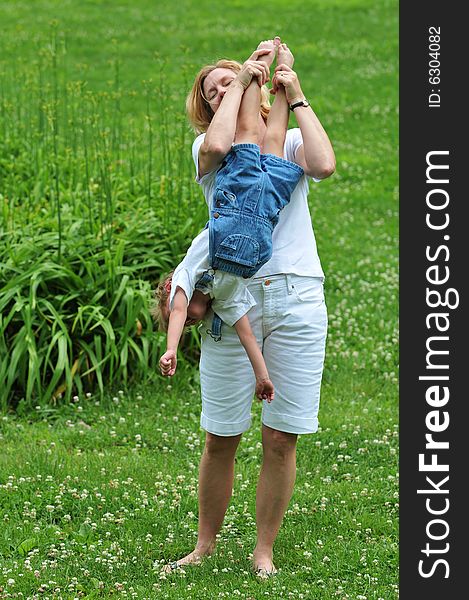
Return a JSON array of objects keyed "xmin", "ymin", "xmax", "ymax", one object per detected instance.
[{"xmin": 286, "ymin": 274, "xmax": 293, "ymax": 294}]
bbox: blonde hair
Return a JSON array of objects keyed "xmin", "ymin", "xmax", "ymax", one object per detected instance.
[
  {"xmin": 150, "ymin": 272, "xmax": 174, "ymax": 332},
  {"xmin": 186, "ymin": 59, "xmax": 271, "ymax": 135}
]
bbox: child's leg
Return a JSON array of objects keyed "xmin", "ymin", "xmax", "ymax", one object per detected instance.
[
  {"xmin": 263, "ymin": 42, "xmax": 293, "ymax": 157},
  {"xmin": 235, "ymin": 39, "xmax": 277, "ymax": 146},
  {"xmin": 234, "ymin": 79, "xmax": 262, "ymax": 146},
  {"xmin": 262, "ymin": 86, "xmax": 289, "ymax": 157}
]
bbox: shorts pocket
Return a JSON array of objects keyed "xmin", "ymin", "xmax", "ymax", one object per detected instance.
[
  {"xmin": 291, "ymin": 278, "xmax": 325, "ymax": 306},
  {"xmin": 215, "ymin": 234, "xmax": 260, "ymax": 268}
]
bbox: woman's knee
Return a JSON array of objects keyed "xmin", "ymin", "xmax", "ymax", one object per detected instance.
[
  {"xmin": 262, "ymin": 426, "xmax": 297, "ymax": 460},
  {"xmin": 204, "ymin": 431, "xmax": 242, "ymax": 458}
]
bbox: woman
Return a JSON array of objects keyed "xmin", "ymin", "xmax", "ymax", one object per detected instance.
[{"xmin": 168, "ymin": 38, "xmax": 335, "ymax": 577}]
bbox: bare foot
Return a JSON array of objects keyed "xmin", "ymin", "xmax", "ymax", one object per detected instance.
[
  {"xmin": 252, "ymin": 549, "xmax": 277, "ymax": 577},
  {"xmin": 256, "ymin": 39, "xmax": 277, "ymax": 68},
  {"xmin": 277, "ymin": 42, "xmax": 294, "ymax": 68},
  {"xmin": 162, "ymin": 544, "xmax": 215, "ymax": 573}
]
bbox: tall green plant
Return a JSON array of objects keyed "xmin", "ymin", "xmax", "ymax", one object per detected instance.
[{"xmin": 0, "ymin": 30, "xmax": 206, "ymax": 409}]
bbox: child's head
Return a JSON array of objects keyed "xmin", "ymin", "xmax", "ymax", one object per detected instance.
[
  {"xmin": 151, "ymin": 272, "xmax": 210, "ymax": 331},
  {"xmin": 151, "ymin": 272, "xmax": 174, "ymax": 332}
]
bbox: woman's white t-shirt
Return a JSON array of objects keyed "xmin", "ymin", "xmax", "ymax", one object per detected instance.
[{"xmin": 192, "ymin": 128, "xmax": 324, "ymax": 279}]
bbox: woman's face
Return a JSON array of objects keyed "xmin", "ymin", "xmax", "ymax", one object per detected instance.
[{"xmin": 202, "ymin": 68, "xmax": 237, "ymax": 113}]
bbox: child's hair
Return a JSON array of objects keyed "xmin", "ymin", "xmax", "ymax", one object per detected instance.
[
  {"xmin": 150, "ymin": 272, "xmax": 174, "ymax": 332},
  {"xmin": 186, "ymin": 59, "xmax": 271, "ymax": 135}
]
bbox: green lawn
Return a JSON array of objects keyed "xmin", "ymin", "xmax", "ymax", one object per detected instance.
[
  {"xmin": 1, "ymin": 370, "xmax": 398, "ymax": 599},
  {"xmin": 0, "ymin": 0, "xmax": 398, "ymax": 597}
]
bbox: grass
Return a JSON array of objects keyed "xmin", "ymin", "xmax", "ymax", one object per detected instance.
[
  {"xmin": 0, "ymin": 369, "xmax": 398, "ymax": 599},
  {"xmin": 0, "ymin": 0, "xmax": 398, "ymax": 597},
  {"xmin": 0, "ymin": 0, "xmax": 398, "ymax": 405}
]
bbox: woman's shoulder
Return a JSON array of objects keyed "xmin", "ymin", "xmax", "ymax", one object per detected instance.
[
  {"xmin": 285, "ymin": 128, "xmax": 303, "ymax": 162},
  {"xmin": 285, "ymin": 127, "xmax": 303, "ymax": 145},
  {"xmin": 192, "ymin": 133, "xmax": 206, "ymax": 153}
]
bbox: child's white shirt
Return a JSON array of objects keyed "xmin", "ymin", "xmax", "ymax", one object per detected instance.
[{"xmin": 169, "ymin": 228, "xmax": 256, "ymax": 327}]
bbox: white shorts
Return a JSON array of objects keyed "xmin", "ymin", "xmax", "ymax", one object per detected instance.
[{"xmin": 199, "ymin": 274, "xmax": 328, "ymax": 436}]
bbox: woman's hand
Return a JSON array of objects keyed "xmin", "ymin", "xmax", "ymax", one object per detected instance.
[
  {"xmin": 255, "ymin": 377, "xmax": 275, "ymax": 403},
  {"xmin": 236, "ymin": 48, "xmax": 272, "ymax": 89},
  {"xmin": 159, "ymin": 349, "xmax": 177, "ymax": 377},
  {"xmin": 271, "ymin": 64, "xmax": 303, "ymax": 103}
]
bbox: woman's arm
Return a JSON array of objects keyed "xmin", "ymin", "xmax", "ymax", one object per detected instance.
[
  {"xmin": 234, "ymin": 315, "xmax": 274, "ymax": 402},
  {"xmin": 198, "ymin": 50, "xmax": 271, "ymax": 178},
  {"xmin": 272, "ymin": 65, "xmax": 336, "ymax": 179},
  {"xmin": 159, "ymin": 289, "xmax": 188, "ymax": 377}
]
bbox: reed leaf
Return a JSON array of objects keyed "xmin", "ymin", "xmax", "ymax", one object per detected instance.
[{"xmin": 0, "ymin": 34, "xmax": 205, "ymax": 408}]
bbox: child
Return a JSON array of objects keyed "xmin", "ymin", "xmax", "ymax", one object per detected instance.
[{"xmin": 154, "ymin": 38, "xmax": 303, "ymax": 403}]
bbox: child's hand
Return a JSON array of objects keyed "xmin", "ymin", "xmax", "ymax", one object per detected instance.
[
  {"xmin": 255, "ymin": 378, "xmax": 274, "ymax": 403},
  {"xmin": 159, "ymin": 350, "xmax": 177, "ymax": 377}
]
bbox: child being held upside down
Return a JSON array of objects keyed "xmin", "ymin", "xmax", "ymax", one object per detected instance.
[{"xmin": 153, "ymin": 37, "xmax": 303, "ymax": 403}]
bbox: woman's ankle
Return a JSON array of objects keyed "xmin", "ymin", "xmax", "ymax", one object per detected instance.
[
  {"xmin": 253, "ymin": 544, "xmax": 273, "ymax": 559},
  {"xmin": 195, "ymin": 538, "xmax": 217, "ymax": 555}
]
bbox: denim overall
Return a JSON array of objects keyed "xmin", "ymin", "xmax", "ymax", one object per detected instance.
[
  {"xmin": 199, "ymin": 143, "xmax": 304, "ymax": 341},
  {"xmin": 194, "ymin": 268, "xmax": 223, "ymax": 341}
]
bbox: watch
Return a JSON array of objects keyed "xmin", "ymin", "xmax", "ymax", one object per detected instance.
[{"xmin": 289, "ymin": 99, "xmax": 310, "ymax": 111}]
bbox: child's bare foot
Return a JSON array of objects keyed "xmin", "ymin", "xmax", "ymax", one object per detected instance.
[
  {"xmin": 277, "ymin": 42, "xmax": 294, "ymax": 68},
  {"xmin": 256, "ymin": 39, "xmax": 278, "ymax": 68}
]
